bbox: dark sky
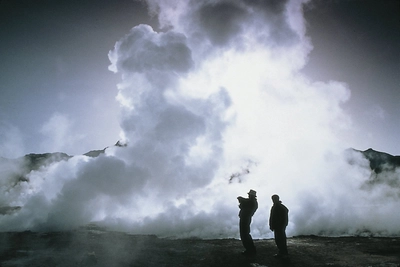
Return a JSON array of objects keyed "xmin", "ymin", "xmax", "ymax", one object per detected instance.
[
  {"xmin": 0, "ymin": 0, "xmax": 399, "ymax": 157},
  {"xmin": 0, "ymin": 0, "xmax": 158, "ymax": 156},
  {"xmin": 301, "ymin": 0, "xmax": 400, "ymax": 155}
]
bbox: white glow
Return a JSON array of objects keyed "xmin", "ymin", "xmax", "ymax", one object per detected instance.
[{"xmin": 0, "ymin": 0, "xmax": 399, "ymax": 237}]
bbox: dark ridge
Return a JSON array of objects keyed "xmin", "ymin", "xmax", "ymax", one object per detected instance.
[
  {"xmin": 23, "ymin": 152, "xmax": 72, "ymax": 171},
  {"xmin": 349, "ymin": 148, "xmax": 400, "ymax": 190},
  {"xmin": 353, "ymin": 148, "xmax": 400, "ymax": 173},
  {"xmin": 0, "ymin": 141, "xmax": 126, "ymax": 191},
  {"xmin": 0, "ymin": 206, "xmax": 21, "ymax": 215},
  {"xmin": 83, "ymin": 148, "xmax": 106, "ymax": 158}
]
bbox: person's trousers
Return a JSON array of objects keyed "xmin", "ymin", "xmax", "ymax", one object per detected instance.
[
  {"xmin": 239, "ymin": 217, "xmax": 256, "ymax": 252},
  {"xmin": 274, "ymin": 227, "xmax": 288, "ymax": 255}
]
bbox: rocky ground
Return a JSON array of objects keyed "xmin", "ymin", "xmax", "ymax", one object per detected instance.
[{"xmin": 0, "ymin": 227, "xmax": 399, "ymax": 267}]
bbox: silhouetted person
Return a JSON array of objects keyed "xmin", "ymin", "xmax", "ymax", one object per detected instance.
[
  {"xmin": 269, "ymin": 194, "xmax": 289, "ymax": 258},
  {"xmin": 237, "ymin": 189, "xmax": 258, "ymax": 256}
]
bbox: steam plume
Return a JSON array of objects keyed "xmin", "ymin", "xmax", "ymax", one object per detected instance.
[{"xmin": 0, "ymin": 0, "xmax": 399, "ymax": 238}]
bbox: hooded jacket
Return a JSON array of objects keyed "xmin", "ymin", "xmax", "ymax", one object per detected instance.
[{"xmin": 269, "ymin": 201, "xmax": 289, "ymax": 230}]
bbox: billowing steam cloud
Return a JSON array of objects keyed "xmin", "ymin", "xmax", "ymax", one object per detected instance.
[{"xmin": 1, "ymin": 0, "xmax": 399, "ymax": 237}]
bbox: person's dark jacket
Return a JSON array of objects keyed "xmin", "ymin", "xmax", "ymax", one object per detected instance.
[
  {"xmin": 269, "ymin": 201, "xmax": 289, "ymax": 230},
  {"xmin": 238, "ymin": 197, "xmax": 258, "ymax": 219}
]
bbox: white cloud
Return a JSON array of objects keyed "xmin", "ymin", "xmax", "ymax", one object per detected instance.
[{"xmin": 1, "ymin": 0, "xmax": 399, "ymax": 237}]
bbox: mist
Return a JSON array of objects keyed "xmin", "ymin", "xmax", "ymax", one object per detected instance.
[{"xmin": 0, "ymin": 0, "xmax": 399, "ymax": 238}]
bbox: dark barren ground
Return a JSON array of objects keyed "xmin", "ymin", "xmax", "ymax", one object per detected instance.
[{"xmin": 0, "ymin": 227, "xmax": 399, "ymax": 267}]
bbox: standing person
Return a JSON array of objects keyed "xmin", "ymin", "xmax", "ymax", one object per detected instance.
[
  {"xmin": 269, "ymin": 194, "xmax": 289, "ymax": 258},
  {"xmin": 237, "ymin": 189, "xmax": 258, "ymax": 256}
]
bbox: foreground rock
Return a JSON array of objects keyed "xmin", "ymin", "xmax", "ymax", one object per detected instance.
[{"xmin": 0, "ymin": 228, "xmax": 399, "ymax": 267}]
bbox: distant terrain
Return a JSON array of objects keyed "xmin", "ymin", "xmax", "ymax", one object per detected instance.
[
  {"xmin": 0, "ymin": 147, "xmax": 399, "ymax": 266},
  {"xmin": 1, "ymin": 146, "xmax": 399, "ymax": 216},
  {"xmin": 352, "ymin": 148, "xmax": 400, "ymax": 174}
]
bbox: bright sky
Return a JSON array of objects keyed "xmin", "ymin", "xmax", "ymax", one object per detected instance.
[{"xmin": 0, "ymin": 0, "xmax": 398, "ymax": 158}]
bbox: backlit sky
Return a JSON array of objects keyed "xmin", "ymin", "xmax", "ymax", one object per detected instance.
[
  {"xmin": 0, "ymin": 0, "xmax": 399, "ymax": 158},
  {"xmin": 1, "ymin": 0, "xmax": 400, "ymax": 237}
]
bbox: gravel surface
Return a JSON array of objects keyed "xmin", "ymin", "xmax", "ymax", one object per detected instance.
[{"xmin": 1, "ymin": 228, "xmax": 399, "ymax": 267}]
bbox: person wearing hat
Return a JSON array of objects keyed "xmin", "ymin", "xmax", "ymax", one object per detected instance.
[
  {"xmin": 237, "ymin": 189, "xmax": 258, "ymax": 256},
  {"xmin": 269, "ymin": 194, "xmax": 289, "ymax": 258}
]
